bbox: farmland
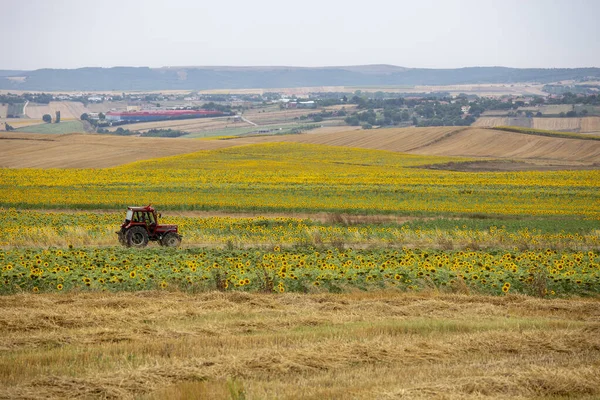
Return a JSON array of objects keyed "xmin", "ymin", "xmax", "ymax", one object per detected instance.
[
  {"xmin": 2, "ymin": 141, "xmax": 599, "ymax": 216},
  {"xmin": 1, "ymin": 291, "xmax": 598, "ymax": 399},
  {"xmin": 23, "ymin": 101, "xmax": 89, "ymax": 120},
  {"xmin": 4, "ymin": 126, "xmax": 599, "ymax": 168},
  {"xmin": 2, "ymin": 209, "xmax": 598, "ymax": 250},
  {"xmin": 14, "ymin": 120, "xmax": 84, "ymax": 134},
  {"xmin": 1, "ymin": 124, "xmax": 600, "ymax": 399},
  {"xmin": 474, "ymin": 116, "xmax": 600, "ymax": 134},
  {"xmin": 0, "ymin": 132, "xmax": 243, "ymax": 168}
]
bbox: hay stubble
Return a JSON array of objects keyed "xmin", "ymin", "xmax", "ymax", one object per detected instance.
[{"xmin": 1, "ymin": 291, "xmax": 599, "ymax": 399}]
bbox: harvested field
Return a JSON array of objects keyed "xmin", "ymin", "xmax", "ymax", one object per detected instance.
[
  {"xmin": 308, "ymin": 125, "xmax": 363, "ymax": 135},
  {"xmin": 235, "ymin": 127, "xmax": 600, "ymax": 165},
  {"xmin": 533, "ymin": 118, "xmax": 582, "ymax": 132},
  {"xmin": 473, "ymin": 117, "xmax": 531, "ymax": 128},
  {"xmin": 240, "ymin": 126, "xmax": 459, "ymax": 152},
  {"xmin": 580, "ymin": 116, "xmax": 600, "ymax": 133},
  {"xmin": 106, "ymin": 116, "xmax": 241, "ymax": 134},
  {"xmin": 24, "ymin": 101, "xmax": 90, "ymax": 120},
  {"xmin": 475, "ymin": 116, "xmax": 600, "ymax": 134},
  {"xmin": 1, "ymin": 118, "xmax": 43, "ymax": 129},
  {"xmin": 243, "ymin": 108, "xmax": 318, "ymax": 124},
  {"xmin": 539, "ymin": 104, "xmax": 575, "ymax": 115},
  {"xmin": 3, "ymin": 126, "xmax": 600, "ymax": 169},
  {"xmin": 1, "ymin": 291, "xmax": 598, "ymax": 400},
  {"xmin": 411, "ymin": 128, "xmax": 600, "ymax": 163},
  {"xmin": 0, "ymin": 133, "xmax": 253, "ymax": 168}
]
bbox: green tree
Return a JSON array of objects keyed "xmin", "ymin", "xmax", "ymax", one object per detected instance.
[
  {"xmin": 80, "ymin": 113, "xmax": 89, "ymax": 121},
  {"xmin": 98, "ymin": 112, "xmax": 106, "ymax": 120},
  {"xmin": 55, "ymin": 111, "xmax": 61, "ymax": 123},
  {"xmin": 42, "ymin": 114, "xmax": 52, "ymax": 123}
]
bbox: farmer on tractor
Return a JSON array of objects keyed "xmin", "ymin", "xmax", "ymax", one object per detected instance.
[{"xmin": 117, "ymin": 205, "xmax": 181, "ymax": 248}]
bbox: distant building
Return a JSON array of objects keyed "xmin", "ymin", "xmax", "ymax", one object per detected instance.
[{"xmin": 298, "ymin": 101, "xmax": 316, "ymax": 108}]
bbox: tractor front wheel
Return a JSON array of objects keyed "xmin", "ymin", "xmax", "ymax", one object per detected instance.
[
  {"xmin": 126, "ymin": 226, "xmax": 149, "ymax": 248},
  {"xmin": 161, "ymin": 232, "xmax": 181, "ymax": 248}
]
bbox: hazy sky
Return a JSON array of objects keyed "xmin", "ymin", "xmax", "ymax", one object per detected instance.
[{"xmin": 2, "ymin": 0, "xmax": 599, "ymax": 70}]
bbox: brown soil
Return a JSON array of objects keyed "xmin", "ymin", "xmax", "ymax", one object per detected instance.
[{"xmin": 420, "ymin": 160, "xmax": 600, "ymax": 172}]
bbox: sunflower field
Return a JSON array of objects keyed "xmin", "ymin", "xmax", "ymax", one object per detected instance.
[
  {"xmin": 1, "ymin": 208, "xmax": 598, "ymax": 250},
  {"xmin": 1, "ymin": 143, "xmax": 599, "ymax": 217},
  {"xmin": 1, "ymin": 142, "xmax": 599, "ymax": 297},
  {"xmin": 1, "ymin": 247, "xmax": 598, "ymax": 297}
]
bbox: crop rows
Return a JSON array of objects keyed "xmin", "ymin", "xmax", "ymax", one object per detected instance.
[
  {"xmin": 1, "ymin": 143, "xmax": 599, "ymax": 217},
  {"xmin": 1, "ymin": 247, "xmax": 598, "ymax": 297},
  {"xmin": 1, "ymin": 209, "xmax": 599, "ymax": 250}
]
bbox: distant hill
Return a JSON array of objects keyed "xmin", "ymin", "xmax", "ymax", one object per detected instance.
[
  {"xmin": 1, "ymin": 65, "xmax": 599, "ymax": 91},
  {"xmin": 0, "ymin": 70, "xmax": 25, "ymax": 77}
]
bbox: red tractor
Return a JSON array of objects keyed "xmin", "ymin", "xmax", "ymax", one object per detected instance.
[{"xmin": 117, "ymin": 205, "xmax": 182, "ymax": 248}]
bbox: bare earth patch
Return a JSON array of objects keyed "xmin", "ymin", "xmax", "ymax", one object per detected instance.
[{"xmin": 419, "ymin": 160, "xmax": 600, "ymax": 172}]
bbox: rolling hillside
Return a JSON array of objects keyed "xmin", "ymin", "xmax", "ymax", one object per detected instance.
[
  {"xmin": 2, "ymin": 126, "xmax": 600, "ymax": 169},
  {"xmin": 0, "ymin": 133, "xmax": 249, "ymax": 168},
  {"xmin": 474, "ymin": 116, "xmax": 600, "ymax": 134},
  {"xmin": 2, "ymin": 65, "xmax": 600, "ymax": 91}
]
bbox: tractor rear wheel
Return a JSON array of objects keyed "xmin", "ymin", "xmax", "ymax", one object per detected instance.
[
  {"xmin": 161, "ymin": 232, "xmax": 181, "ymax": 247},
  {"xmin": 126, "ymin": 226, "xmax": 149, "ymax": 248}
]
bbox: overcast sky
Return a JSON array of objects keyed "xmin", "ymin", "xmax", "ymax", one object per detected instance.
[{"xmin": 2, "ymin": 0, "xmax": 599, "ymax": 70}]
